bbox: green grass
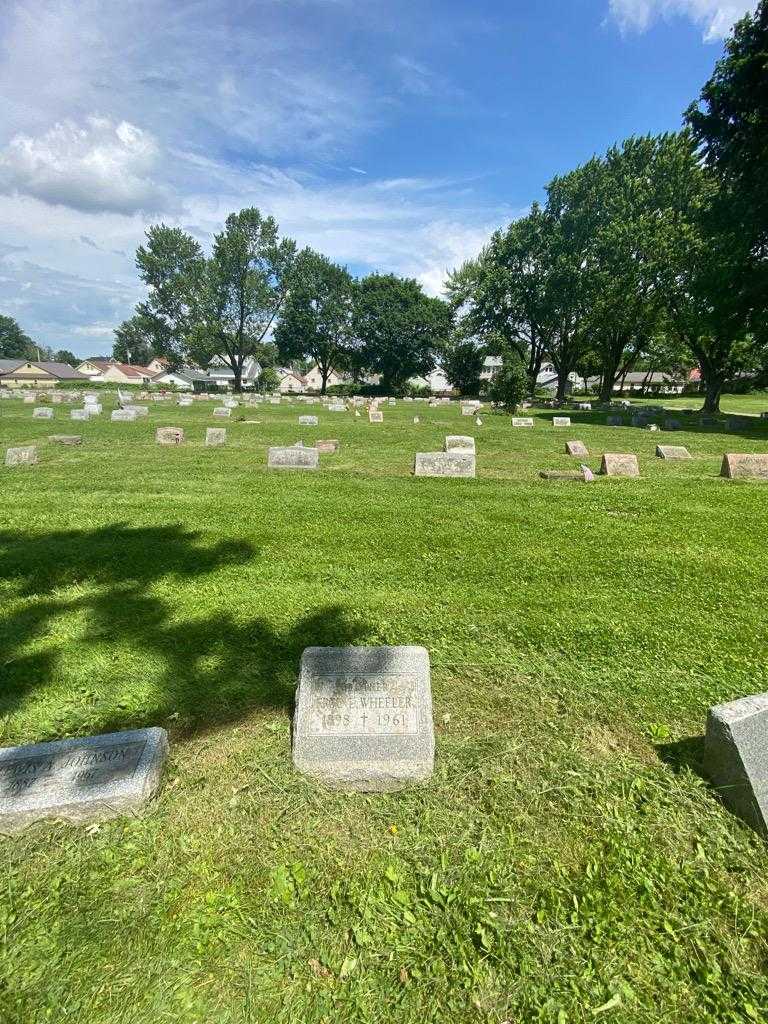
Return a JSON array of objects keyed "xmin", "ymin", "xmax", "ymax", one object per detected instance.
[{"xmin": 1, "ymin": 392, "xmax": 768, "ymax": 1024}]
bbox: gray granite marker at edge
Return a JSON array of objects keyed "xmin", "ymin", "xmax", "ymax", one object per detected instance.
[
  {"xmin": 293, "ymin": 645, "xmax": 434, "ymax": 792},
  {"xmin": 705, "ymin": 693, "xmax": 768, "ymax": 838},
  {"xmin": 0, "ymin": 727, "xmax": 169, "ymax": 833}
]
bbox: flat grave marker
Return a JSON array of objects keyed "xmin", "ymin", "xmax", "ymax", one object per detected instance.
[
  {"xmin": 49, "ymin": 435, "xmax": 82, "ymax": 445},
  {"xmin": 71, "ymin": 409, "xmax": 89, "ymax": 421},
  {"xmin": 445, "ymin": 435, "xmax": 475, "ymax": 453},
  {"xmin": 299, "ymin": 415, "xmax": 318, "ymax": 426},
  {"xmin": 213, "ymin": 407, "xmax": 232, "ymax": 418},
  {"xmin": 155, "ymin": 427, "xmax": 184, "ymax": 445},
  {"xmin": 369, "ymin": 411, "xmax": 384, "ymax": 423},
  {"xmin": 315, "ymin": 439, "xmax": 339, "ymax": 454},
  {"xmin": 511, "ymin": 417, "xmax": 534, "ymax": 427},
  {"xmin": 565, "ymin": 440, "xmax": 588, "ymax": 457},
  {"xmin": 205, "ymin": 427, "xmax": 227, "ymax": 446},
  {"xmin": 293, "ymin": 645, "xmax": 434, "ymax": 792},
  {"xmin": 111, "ymin": 409, "xmax": 137, "ymax": 422},
  {"xmin": 552, "ymin": 416, "xmax": 571, "ymax": 427},
  {"xmin": 0, "ymin": 727, "xmax": 168, "ymax": 833},
  {"xmin": 33, "ymin": 407, "xmax": 53, "ymax": 419}
]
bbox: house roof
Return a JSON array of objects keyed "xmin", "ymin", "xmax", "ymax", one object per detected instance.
[
  {"xmin": 0, "ymin": 359, "xmax": 86, "ymax": 380},
  {"xmin": 153, "ymin": 368, "xmax": 210, "ymax": 383},
  {"xmin": 278, "ymin": 367, "xmax": 307, "ymax": 383}
]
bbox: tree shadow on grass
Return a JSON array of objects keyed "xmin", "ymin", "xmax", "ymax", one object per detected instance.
[
  {"xmin": 655, "ymin": 735, "xmax": 707, "ymax": 781},
  {"xmin": 0, "ymin": 526, "xmax": 368, "ymax": 743}
]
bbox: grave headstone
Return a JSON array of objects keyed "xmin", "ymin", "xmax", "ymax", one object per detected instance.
[
  {"xmin": 414, "ymin": 451, "xmax": 476, "ymax": 478},
  {"xmin": 111, "ymin": 409, "xmax": 137, "ymax": 422},
  {"xmin": 577, "ymin": 402, "xmax": 592, "ymax": 410},
  {"xmin": 705, "ymin": 693, "xmax": 768, "ymax": 838},
  {"xmin": 460, "ymin": 405, "xmax": 474, "ymax": 416},
  {"xmin": 646, "ymin": 424, "xmax": 660, "ymax": 432},
  {"xmin": 33, "ymin": 407, "xmax": 53, "ymax": 419},
  {"xmin": 124, "ymin": 405, "xmax": 149, "ymax": 417},
  {"xmin": 0, "ymin": 727, "xmax": 168, "ymax": 833},
  {"xmin": 23, "ymin": 395, "xmax": 36, "ymax": 404},
  {"xmin": 600, "ymin": 453, "xmax": 640, "ymax": 478},
  {"xmin": 299, "ymin": 415, "xmax": 319, "ymax": 426},
  {"xmin": 328, "ymin": 403, "xmax": 346, "ymax": 413},
  {"xmin": 565, "ymin": 440, "xmax": 588, "ymax": 457},
  {"xmin": 656, "ymin": 445, "xmax": 691, "ymax": 460},
  {"xmin": 213, "ymin": 407, "xmax": 231, "ymax": 418},
  {"xmin": 71, "ymin": 409, "xmax": 89, "ymax": 421},
  {"xmin": 445, "ymin": 435, "xmax": 475, "ymax": 453},
  {"xmin": 5, "ymin": 446, "xmax": 38, "ymax": 467},
  {"xmin": 48, "ymin": 435, "xmax": 82, "ymax": 445},
  {"xmin": 155, "ymin": 427, "xmax": 184, "ymax": 445},
  {"xmin": 721, "ymin": 454, "xmax": 768, "ymax": 480},
  {"xmin": 539, "ymin": 468, "xmax": 593, "ymax": 482},
  {"xmin": 292, "ymin": 646, "xmax": 434, "ymax": 792},
  {"xmin": 511, "ymin": 417, "xmax": 534, "ymax": 427},
  {"xmin": 552, "ymin": 416, "xmax": 571, "ymax": 427},
  {"xmin": 268, "ymin": 446, "xmax": 320, "ymax": 470},
  {"xmin": 369, "ymin": 411, "xmax": 384, "ymax": 423},
  {"xmin": 205, "ymin": 427, "xmax": 227, "ymax": 446}
]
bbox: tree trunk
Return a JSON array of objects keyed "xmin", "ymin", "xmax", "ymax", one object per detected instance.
[
  {"xmin": 232, "ymin": 367, "xmax": 242, "ymax": 394},
  {"xmin": 701, "ymin": 376, "xmax": 724, "ymax": 414},
  {"xmin": 555, "ymin": 371, "xmax": 568, "ymax": 404},
  {"xmin": 320, "ymin": 362, "xmax": 330, "ymax": 396}
]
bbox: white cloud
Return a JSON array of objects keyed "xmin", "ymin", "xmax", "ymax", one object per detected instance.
[
  {"xmin": 608, "ymin": 0, "xmax": 757, "ymax": 40},
  {"xmin": 0, "ymin": 117, "xmax": 168, "ymax": 214}
]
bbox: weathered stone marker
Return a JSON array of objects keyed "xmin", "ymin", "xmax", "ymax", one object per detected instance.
[
  {"xmin": 511, "ymin": 417, "xmax": 534, "ymax": 427},
  {"xmin": 71, "ymin": 409, "xmax": 89, "ymax": 421},
  {"xmin": 656, "ymin": 445, "xmax": 691, "ymax": 460},
  {"xmin": 565, "ymin": 440, "xmax": 588, "ymax": 457},
  {"xmin": 552, "ymin": 416, "xmax": 571, "ymax": 427},
  {"xmin": 369, "ymin": 411, "xmax": 384, "ymax": 423},
  {"xmin": 205, "ymin": 427, "xmax": 227, "ymax": 446},
  {"xmin": 445, "ymin": 435, "xmax": 475, "ymax": 453},
  {"xmin": 600, "ymin": 453, "xmax": 640, "ymax": 478},
  {"xmin": 213, "ymin": 407, "xmax": 232, "ymax": 418},
  {"xmin": 293, "ymin": 646, "xmax": 434, "ymax": 792},
  {"xmin": 155, "ymin": 427, "xmax": 184, "ymax": 445},
  {"xmin": 705, "ymin": 694, "xmax": 768, "ymax": 838},
  {"xmin": 49, "ymin": 435, "xmax": 82, "ymax": 445},
  {"xmin": 111, "ymin": 409, "xmax": 137, "ymax": 422},
  {"xmin": 268, "ymin": 446, "xmax": 320, "ymax": 470},
  {"xmin": 315, "ymin": 439, "xmax": 339, "ymax": 453},
  {"xmin": 539, "ymin": 468, "xmax": 593, "ymax": 482},
  {"xmin": 414, "ymin": 452, "xmax": 476, "ymax": 478},
  {"xmin": 33, "ymin": 407, "xmax": 53, "ymax": 419},
  {"xmin": 0, "ymin": 727, "xmax": 168, "ymax": 833},
  {"xmin": 328, "ymin": 402, "xmax": 346, "ymax": 412},
  {"xmin": 721, "ymin": 454, "xmax": 768, "ymax": 480},
  {"xmin": 5, "ymin": 446, "xmax": 38, "ymax": 467},
  {"xmin": 299, "ymin": 415, "xmax": 318, "ymax": 426}
]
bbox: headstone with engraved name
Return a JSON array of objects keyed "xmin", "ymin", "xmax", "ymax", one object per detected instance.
[
  {"xmin": 565, "ymin": 440, "xmax": 588, "ymax": 457},
  {"xmin": 5, "ymin": 446, "xmax": 38, "ymax": 467},
  {"xmin": 0, "ymin": 727, "xmax": 168, "ymax": 833},
  {"xmin": 293, "ymin": 646, "xmax": 434, "ymax": 792},
  {"xmin": 315, "ymin": 439, "xmax": 339, "ymax": 453},
  {"xmin": 268, "ymin": 446, "xmax": 319, "ymax": 470},
  {"xmin": 445, "ymin": 435, "xmax": 475, "ymax": 453},
  {"xmin": 656, "ymin": 445, "xmax": 691, "ymax": 460},
  {"xmin": 705, "ymin": 693, "xmax": 768, "ymax": 838},
  {"xmin": 205, "ymin": 427, "xmax": 227, "ymax": 446},
  {"xmin": 369, "ymin": 410, "xmax": 384, "ymax": 423},
  {"xmin": 601, "ymin": 453, "xmax": 640, "ymax": 477},
  {"xmin": 414, "ymin": 451, "xmax": 475, "ymax": 478},
  {"xmin": 299, "ymin": 415, "xmax": 318, "ymax": 426},
  {"xmin": 721, "ymin": 453, "xmax": 768, "ymax": 480},
  {"xmin": 111, "ymin": 409, "xmax": 137, "ymax": 422},
  {"xmin": 511, "ymin": 417, "xmax": 534, "ymax": 427},
  {"xmin": 71, "ymin": 409, "xmax": 89, "ymax": 421},
  {"xmin": 33, "ymin": 407, "xmax": 53, "ymax": 419},
  {"xmin": 552, "ymin": 416, "xmax": 571, "ymax": 427},
  {"xmin": 213, "ymin": 407, "xmax": 231, "ymax": 418},
  {"xmin": 155, "ymin": 427, "xmax": 184, "ymax": 445},
  {"xmin": 328, "ymin": 402, "xmax": 346, "ymax": 413},
  {"xmin": 23, "ymin": 395, "xmax": 36, "ymax": 404}
]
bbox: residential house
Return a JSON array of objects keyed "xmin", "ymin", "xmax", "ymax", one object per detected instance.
[
  {"xmin": 152, "ymin": 368, "xmax": 212, "ymax": 391},
  {"xmin": 0, "ymin": 359, "xmax": 87, "ymax": 388},
  {"xmin": 409, "ymin": 367, "xmax": 452, "ymax": 395},
  {"xmin": 480, "ymin": 355, "xmax": 503, "ymax": 383},
  {"xmin": 278, "ymin": 368, "xmax": 307, "ymax": 394},
  {"xmin": 302, "ymin": 365, "xmax": 345, "ymax": 392},
  {"xmin": 585, "ymin": 371, "xmax": 687, "ymax": 395},
  {"xmin": 75, "ymin": 358, "xmax": 155, "ymax": 384},
  {"xmin": 206, "ymin": 356, "xmax": 261, "ymax": 389},
  {"xmin": 146, "ymin": 356, "xmax": 170, "ymax": 374}
]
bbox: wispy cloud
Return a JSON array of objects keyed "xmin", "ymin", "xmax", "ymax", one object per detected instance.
[{"xmin": 607, "ymin": 0, "xmax": 757, "ymax": 41}]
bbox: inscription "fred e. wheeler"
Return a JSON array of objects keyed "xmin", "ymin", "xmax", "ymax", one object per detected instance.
[
  {"xmin": 0, "ymin": 741, "xmax": 146, "ymax": 799},
  {"xmin": 306, "ymin": 675, "xmax": 419, "ymax": 736}
]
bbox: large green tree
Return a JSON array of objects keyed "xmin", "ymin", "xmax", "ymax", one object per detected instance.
[
  {"xmin": 352, "ymin": 274, "xmax": 451, "ymax": 392},
  {"xmin": 275, "ymin": 250, "xmax": 354, "ymax": 394},
  {"xmin": 133, "ymin": 209, "xmax": 297, "ymax": 391},
  {"xmin": 113, "ymin": 314, "xmax": 163, "ymax": 366},
  {"xmin": 441, "ymin": 335, "xmax": 486, "ymax": 395},
  {"xmin": 0, "ymin": 315, "xmax": 35, "ymax": 360}
]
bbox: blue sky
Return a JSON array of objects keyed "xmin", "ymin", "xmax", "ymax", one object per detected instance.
[{"xmin": 0, "ymin": 0, "xmax": 757, "ymax": 356}]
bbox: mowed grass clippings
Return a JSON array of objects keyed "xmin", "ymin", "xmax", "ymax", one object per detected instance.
[{"xmin": 1, "ymin": 392, "xmax": 768, "ymax": 1024}]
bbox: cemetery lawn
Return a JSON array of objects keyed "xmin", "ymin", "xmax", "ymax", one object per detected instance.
[{"xmin": 2, "ymin": 394, "xmax": 768, "ymax": 1024}]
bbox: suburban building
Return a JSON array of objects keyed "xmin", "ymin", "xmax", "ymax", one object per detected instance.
[
  {"xmin": 152, "ymin": 368, "xmax": 212, "ymax": 391},
  {"xmin": 585, "ymin": 371, "xmax": 687, "ymax": 395},
  {"xmin": 206, "ymin": 356, "xmax": 261, "ymax": 389},
  {"xmin": 302, "ymin": 365, "xmax": 345, "ymax": 392},
  {"xmin": 480, "ymin": 355, "xmax": 503, "ymax": 383},
  {"xmin": 75, "ymin": 358, "xmax": 155, "ymax": 384},
  {"xmin": 409, "ymin": 367, "xmax": 452, "ymax": 395},
  {"xmin": 0, "ymin": 359, "xmax": 87, "ymax": 388},
  {"xmin": 278, "ymin": 368, "xmax": 307, "ymax": 394}
]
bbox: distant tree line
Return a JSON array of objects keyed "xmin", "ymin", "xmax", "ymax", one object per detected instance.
[
  {"xmin": 447, "ymin": 2, "xmax": 768, "ymax": 413},
  {"xmin": 0, "ymin": 315, "xmax": 77, "ymax": 366}
]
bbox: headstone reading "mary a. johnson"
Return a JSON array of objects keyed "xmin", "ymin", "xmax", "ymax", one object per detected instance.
[
  {"xmin": 293, "ymin": 646, "xmax": 434, "ymax": 792},
  {"xmin": 0, "ymin": 727, "xmax": 168, "ymax": 833}
]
